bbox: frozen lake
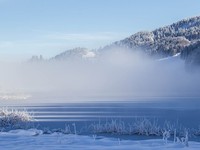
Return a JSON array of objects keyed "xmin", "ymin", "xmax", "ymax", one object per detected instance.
[{"xmin": 1, "ymin": 97, "xmax": 200, "ymax": 140}]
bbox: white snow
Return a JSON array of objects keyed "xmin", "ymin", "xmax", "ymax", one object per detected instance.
[
  {"xmin": 82, "ymin": 51, "xmax": 96, "ymax": 58},
  {"xmin": 156, "ymin": 53, "xmax": 181, "ymax": 62},
  {"xmin": 0, "ymin": 129, "xmax": 200, "ymax": 150}
]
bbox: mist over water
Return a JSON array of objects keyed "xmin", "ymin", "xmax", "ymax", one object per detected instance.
[{"xmin": 0, "ymin": 48, "xmax": 200, "ymax": 103}]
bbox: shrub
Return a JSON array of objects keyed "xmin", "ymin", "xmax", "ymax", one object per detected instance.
[{"xmin": 0, "ymin": 108, "xmax": 33, "ymax": 130}]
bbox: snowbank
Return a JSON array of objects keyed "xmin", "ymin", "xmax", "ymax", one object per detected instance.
[{"xmin": 0, "ymin": 129, "xmax": 200, "ymax": 150}]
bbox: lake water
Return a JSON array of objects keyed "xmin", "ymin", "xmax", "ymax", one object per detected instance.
[{"xmin": 1, "ymin": 97, "xmax": 200, "ymax": 140}]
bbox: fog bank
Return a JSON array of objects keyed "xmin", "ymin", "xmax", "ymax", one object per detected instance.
[{"xmin": 0, "ymin": 49, "xmax": 200, "ymax": 102}]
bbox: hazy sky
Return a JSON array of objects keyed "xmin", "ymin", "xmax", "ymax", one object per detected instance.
[{"xmin": 0, "ymin": 0, "xmax": 200, "ymax": 61}]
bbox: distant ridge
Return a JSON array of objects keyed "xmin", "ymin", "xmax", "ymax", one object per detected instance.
[
  {"xmin": 106, "ymin": 16, "xmax": 200, "ymax": 58},
  {"xmin": 31, "ymin": 16, "xmax": 200, "ymax": 66}
]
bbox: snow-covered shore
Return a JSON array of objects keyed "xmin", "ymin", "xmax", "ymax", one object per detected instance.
[{"xmin": 0, "ymin": 129, "xmax": 200, "ymax": 150}]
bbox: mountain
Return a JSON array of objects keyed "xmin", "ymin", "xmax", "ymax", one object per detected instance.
[
  {"xmin": 103, "ymin": 16, "xmax": 200, "ymax": 58},
  {"xmin": 30, "ymin": 16, "xmax": 200, "ymax": 65},
  {"xmin": 51, "ymin": 47, "xmax": 96, "ymax": 61}
]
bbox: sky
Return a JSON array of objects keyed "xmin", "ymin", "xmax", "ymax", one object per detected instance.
[{"xmin": 0, "ymin": 0, "xmax": 200, "ymax": 61}]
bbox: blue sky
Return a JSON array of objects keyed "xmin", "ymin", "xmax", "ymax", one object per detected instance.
[{"xmin": 0, "ymin": 0, "xmax": 200, "ymax": 61}]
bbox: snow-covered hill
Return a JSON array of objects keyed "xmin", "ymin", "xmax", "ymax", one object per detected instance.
[
  {"xmin": 51, "ymin": 47, "xmax": 96, "ymax": 61},
  {"xmin": 30, "ymin": 16, "xmax": 200, "ymax": 65},
  {"xmin": 105, "ymin": 16, "xmax": 200, "ymax": 58}
]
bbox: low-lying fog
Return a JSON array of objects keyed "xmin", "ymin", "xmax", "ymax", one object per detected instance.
[{"xmin": 0, "ymin": 48, "xmax": 200, "ymax": 103}]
